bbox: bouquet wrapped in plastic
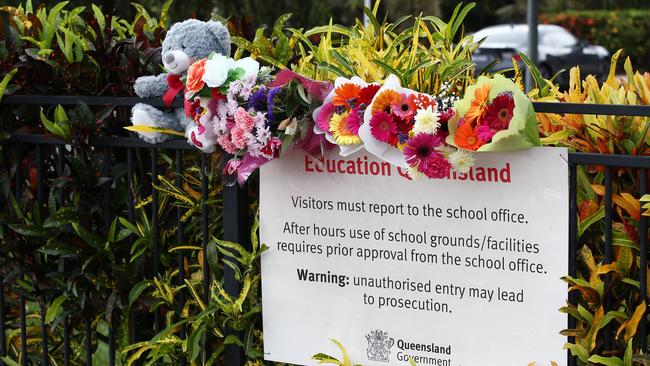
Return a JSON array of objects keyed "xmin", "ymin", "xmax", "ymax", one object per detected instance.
[{"xmin": 447, "ymin": 74, "xmax": 541, "ymax": 152}]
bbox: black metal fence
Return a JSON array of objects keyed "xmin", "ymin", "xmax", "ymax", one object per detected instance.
[{"xmin": 0, "ymin": 96, "xmax": 648, "ymax": 366}]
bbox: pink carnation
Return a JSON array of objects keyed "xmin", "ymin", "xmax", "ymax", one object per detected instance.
[
  {"xmin": 230, "ymin": 126, "xmax": 248, "ymax": 149},
  {"xmin": 234, "ymin": 107, "xmax": 254, "ymax": 132},
  {"xmin": 217, "ymin": 134, "xmax": 238, "ymax": 154},
  {"xmin": 424, "ymin": 154, "xmax": 451, "ymax": 179}
]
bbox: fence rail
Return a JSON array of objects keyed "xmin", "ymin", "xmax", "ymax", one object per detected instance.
[{"xmin": 1, "ymin": 95, "xmax": 649, "ymax": 366}]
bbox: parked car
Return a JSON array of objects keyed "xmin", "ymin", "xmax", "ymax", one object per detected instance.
[{"xmin": 471, "ymin": 24, "xmax": 610, "ymax": 84}]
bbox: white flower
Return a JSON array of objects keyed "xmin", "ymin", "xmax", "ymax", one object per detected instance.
[
  {"xmin": 256, "ymin": 126, "xmax": 271, "ymax": 145},
  {"xmin": 234, "ymin": 57, "xmax": 260, "ymax": 81},
  {"xmin": 407, "ymin": 166, "xmax": 425, "ymax": 180},
  {"xmin": 448, "ymin": 149, "xmax": 474, "ymax": 174},
  {"xmin": 203, "ymin": 54, "xmax": 235, "ymax": 88},
  {"xmin": 413, "ymin": 106, "xmax": 440, "ymax": 134},
  {"xmin": 436, "ymin": 145, "xmax": 455, "ymax": 158}
]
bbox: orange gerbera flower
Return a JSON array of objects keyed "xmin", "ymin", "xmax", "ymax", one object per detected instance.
[
  {"xmin": 454, "ymin": 122, "xmax": 485, "ymax": 151},
  {"xmin": 332, "ymin": 83, "xmax": 362, "ymax": 108},
  {"xmin": 371, "ymin": 89, "xmax": 401, "ymax": 115},
  {"xmin": 464, "ymin": 84, "xmax": 491, "ymax": 126}
]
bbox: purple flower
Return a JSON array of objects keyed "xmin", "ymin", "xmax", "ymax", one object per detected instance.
[
  {"xmin": 267, "ymin": 87, "xmax": 282, "ymax": 124},
  {"xmin": 248, "ymin": 86, "xmax": 268, "ymax": 111}
]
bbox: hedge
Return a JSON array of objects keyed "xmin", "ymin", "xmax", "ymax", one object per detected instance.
[{"xmin": 541, "ymin": 9, "xmax": 650, "ymax": 69}]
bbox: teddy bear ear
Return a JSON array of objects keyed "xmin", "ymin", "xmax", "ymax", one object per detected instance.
[{"xmin": 206, "ymin": 21, "xmax": 231, "ymax": 57}]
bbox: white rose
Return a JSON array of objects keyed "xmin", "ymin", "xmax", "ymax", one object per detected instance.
[
  {"xmin": 234, "ymin": 57, "xmax": 260, "ymax": 80},
  {"xmin": 202, "ymin": 54, "xmax": 235, "ymax": 88}
]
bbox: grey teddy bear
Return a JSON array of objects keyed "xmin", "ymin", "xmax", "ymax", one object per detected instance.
[{"xmin": 130, "ymin": 19, "xmax": 230, "ymax": 144}]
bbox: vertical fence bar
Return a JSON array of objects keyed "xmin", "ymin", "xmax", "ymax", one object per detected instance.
[
  {"xmin": 63, "ymin": 317, "xmax": 70, "ymax": 366},
  {"xmin": 84, "ymin": 315, "xmax": 92, "ymax": 366},
  {"xmin": 103, "ymin": 147, "xmax": 112, "ymax": 231},
  {"xmin": 175, "ymin": 150, "xmax": 187, "ymax": 366},
  {"xmin": 12, "ymin": 145, "xmax": 27, "ymax": 366},
  {"xmin": 36, "ymin": 144, "xmax": 48, "ymax": 366},
  {"xmin": 200, "ymin": 153, "xmax": 210, "ymax": 364},
  {"xmin": 568, "ymin": 163, "xmax": 578, "ymax": 366},
  {"xmin": 19, "ymin": 283, "xmax": 26, "ymax": 366},
  {"xmin": 39, "ymin": 300, "xmax": 48, "ymax": 366},
  {"xmin": 639, "ymin": 168, "xmax": 648, "ymax": 352},
  {"xmin": 603, "ymin": 166, "xmax": 613, "ymax": 351},
  {"xmin": 127, "ymin": 148, "xmax": 135, "ymax": 226},
  {"xmin": 201, "ymin": 153, "xmax": 209, "ymax": 302},
  {"xmin": 57, "ymin": 144, "xmax": 70, "ymax": 366},
  {"xmin": 0, "ymin": 276, "xmax": 5, "ymax": 366},
  {"xmin": 102, "ymin": 147, "xmax": 116, "ymax": 366},
  {"xmin": 126, "ymin": 148, "xmax": 138, "ymax": 358},
  {"xmin": 222, "ymin": 155, "xmax": 249, "ymax": 366},
  {"xmin": 151, "ymin": 148, "xmax": 161, "ymax": 333},
  {"xmin": 35, "ymin": 143, "xmax": 44, "ymax": 207},
  {"xmin": 108, "ymin": 317, "xmax": 115, "ymax": 366}
]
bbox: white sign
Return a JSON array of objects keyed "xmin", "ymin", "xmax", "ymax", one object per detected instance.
[{"xmin": 260, "ymin": 147, "xmax": 568, "ymax": 366}]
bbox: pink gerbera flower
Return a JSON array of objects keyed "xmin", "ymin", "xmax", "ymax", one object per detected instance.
[
  {"xmin": 392, "ymin": 93, "xmax": 416, "ymax": 120},
  {"xmin": 477, "ymin": 124, "xmax": 497, "ymax": 142},
  {"xmin": 316, "ymin": 102, "xmax": 335, "ymax": 132},
  {"xmin": 370, "ymin": 111, "xmax": 399, "ymax": 146},
  {"xmin": 347, "ymin": 107, "xmax": 363, "ymax": 134},
  {"xmin": 403, "ymin": 133, "xmax": 443, "ymax": 170}
]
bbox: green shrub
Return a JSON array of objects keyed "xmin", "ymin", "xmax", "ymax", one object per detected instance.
[{"xmin": 541, "ymin": 9, "xmax": 650, "ymax": 70}]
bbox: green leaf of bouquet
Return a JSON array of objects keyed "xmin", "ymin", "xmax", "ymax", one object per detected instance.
[{"xmin": 228, "ymin": 67, "xmax": 245, "ymax": 81}]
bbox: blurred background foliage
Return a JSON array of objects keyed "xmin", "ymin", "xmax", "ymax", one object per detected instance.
[
  {"xmin": 3, "ymin": 0, "xmax": 650, "ymax": 68},
  {"xmin": 2, "ymin": 0, "xmax": 649, "ymax": 30}
]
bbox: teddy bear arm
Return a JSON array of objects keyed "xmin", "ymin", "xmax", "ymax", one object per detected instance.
[{"xmin": 133, "ymin": 73, "xmax": 170, "ymax": 98}]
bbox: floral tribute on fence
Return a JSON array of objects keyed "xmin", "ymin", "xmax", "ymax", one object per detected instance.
[{"xmin": 129, "ymin": 15, "xmax": 541, "ymax": 185}]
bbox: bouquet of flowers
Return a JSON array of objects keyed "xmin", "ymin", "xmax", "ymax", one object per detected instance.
[
  {"xmin": 313, "ymin": 76, "xmax": 380, "ymax": 156},
  {"xmin": 183, "ymin": 53, "xmax": 331, "ymax": 184},
  {"xmin": 447, "ymin": 74, "xmax": 541, "ymax": 152},
  {"xmin": 356, "ymin": 74, "xmax": 472, "ymax": 179}
]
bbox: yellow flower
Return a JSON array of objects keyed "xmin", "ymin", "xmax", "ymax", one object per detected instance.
[{"xmin": 329, "ymin": 112, "xmax": 361, "ymax": 145}]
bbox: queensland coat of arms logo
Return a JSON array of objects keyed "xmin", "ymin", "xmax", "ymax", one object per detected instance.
[{"xmin": 365, "ymin": 330, "xmax": 395, "ymax": 362}]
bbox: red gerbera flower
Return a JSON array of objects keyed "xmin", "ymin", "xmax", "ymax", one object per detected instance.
[
  {"xmin": 483, "ymin": 92, "xmax": 514, "ymax": 131},
  {"xmin": 358, "ymin": 84, "xmax": 381, "ymax": 106}
]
